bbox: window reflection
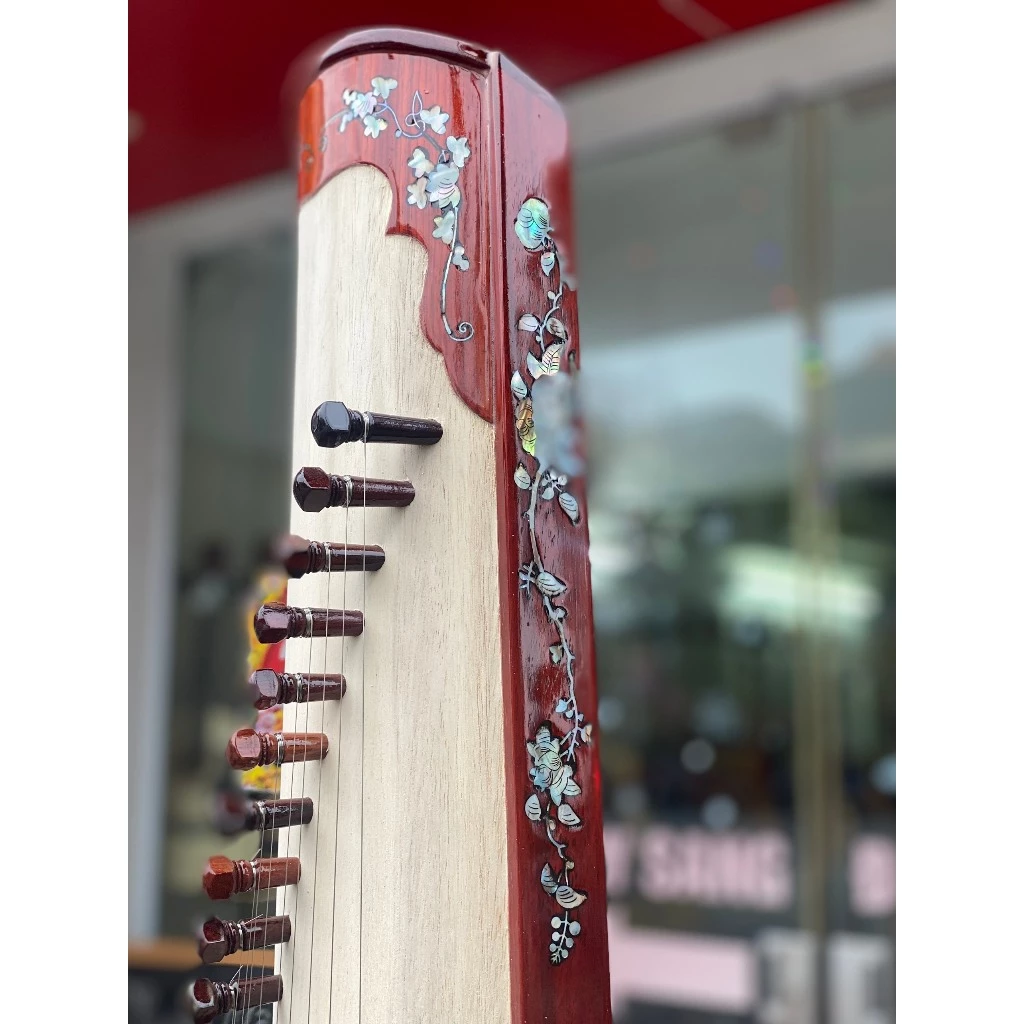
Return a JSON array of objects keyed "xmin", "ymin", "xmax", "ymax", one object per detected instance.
[{"xmin": 575, "ymin": 81, "xmax": 894, "ymax": 1022}]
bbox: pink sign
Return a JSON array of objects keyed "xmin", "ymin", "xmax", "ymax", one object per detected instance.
[
  {"xmin": 605, "ymin": 824, "xmax": 793, "ymax": 910},
  {"xmin": 849, "ymin": 835, "xmax": 896, "ymax": 916}
]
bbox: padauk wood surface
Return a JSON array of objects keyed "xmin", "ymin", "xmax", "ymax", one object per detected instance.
[
  {"xmin": 203, "ymin": 855, "xmax": 301, "ymax": 900},
  {"xmin": 492, "ymin": 57, "xmax": 612, "ymax": 1022}
]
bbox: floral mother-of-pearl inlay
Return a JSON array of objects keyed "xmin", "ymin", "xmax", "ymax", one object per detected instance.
[
  {"xmin": 321, "ymin": 76, "xmax": 475, "ymax": 342},
  {"xmin": 513, "ymin": 197, "xmax": 593, "ymax": 965}
]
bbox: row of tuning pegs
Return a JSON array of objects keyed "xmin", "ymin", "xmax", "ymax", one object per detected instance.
[
  {"xmin": 191, "ymin": 402, "xmax": 440, "ymax": 1022},
  {"xmin": 294, "ymin": 400, "xmax": 437, "ymax": 511}
]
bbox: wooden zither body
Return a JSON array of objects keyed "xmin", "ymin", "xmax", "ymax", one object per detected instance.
[{"xmin": 193, "ymin": 28, "xmax": 612, "ymax": 1024}]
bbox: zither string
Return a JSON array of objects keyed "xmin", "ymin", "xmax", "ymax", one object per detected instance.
[
  {"xmin": 234, "ymin": 751, "xmax": 264, "ymax": 1023},
  {"xmin": 304, "ymin": 504, "xmax": 345, "ymax": 1023},
  {"xmin": 237, "ymin": 738, "xmax": 268, "ymax": 1022},
  {"xmin": 231, "ymin": 834, "xmax": 261, "ymax": 1023},
  {"xmin": 233, "ymin": 562, "xmax": 306, "ymax": 1023},
  {"xmin": 326, "ymin": 423, "xmax": 368, "ymax": 1022},
  {"xmin": 357, "ymin": 434, "xmax": 368, "ymax": 1022},
  {"xmin": 280, "ymin": 470, "xmax": 321, "ymax": 1024}
]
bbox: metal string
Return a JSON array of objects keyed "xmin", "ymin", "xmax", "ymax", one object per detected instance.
[
  {"xmin": 235, "ymin": 577, "xmax": 286, "ymax": 1023},
  {"xmin": 325, "ymin": 427, "xmax": 368, "ymax": 1024},
  {"xmin": 244, "ymin": 571, "xmax": 309, "ymax": 1021},
  {"xmin": 225, "ymin": 961, "xmax": 242, "ymax": 1024},
  {"xmin": 303, "ymin": 535, "xmax": 337, "ymax": 1022},
  {"xmin": 280, "ymin": 523, "xmax": 319, "ymax": 1024},
  {"xmin": 233, "ymin": 813, "xmax": 263, "ymax": 1023},
  {"xmin": 323, "ymin": 497, "xmax": 351, "ymax": 1024},
  {"xmin": 357, "ymin": 438, "xmax": 368, "ymax": 1023}
]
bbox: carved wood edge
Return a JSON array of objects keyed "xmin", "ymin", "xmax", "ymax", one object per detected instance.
[
  {"xmin": 493, "ymin": 56, "xmax": 614, "ymax": 1023},
  {"xmin": 316, "ymin": 28, "xmax": 492, "ymax": 75},
  {"xmin": 297, "ymin": 40, "xmax": 498, "ymax": 421}
]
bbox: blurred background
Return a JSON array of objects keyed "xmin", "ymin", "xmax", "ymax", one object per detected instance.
[{"xmin": 128, "ymin": 1, "xmax": 895, "ymax": 1021}]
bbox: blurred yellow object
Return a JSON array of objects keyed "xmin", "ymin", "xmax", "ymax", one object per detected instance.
[{"xmin": 241, "ymin": 570, "xmax": 288, "ymax": 793}]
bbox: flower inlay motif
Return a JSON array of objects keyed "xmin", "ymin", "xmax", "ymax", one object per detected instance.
[
  {"xmin": 320, "ymin": 75, "xmax": 474, "ymax": 342},
  {"xmin": 513, "ymin": 198, "xmax": 592, "ymax": 965}
]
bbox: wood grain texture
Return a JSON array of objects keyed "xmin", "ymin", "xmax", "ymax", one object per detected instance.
[
  {"xmin": 226, "ymin": 729, "xmax": 329, "ymax": 769},
  {"xmin": 204, "ymin": 856, "xmax": 301, "ymax": 899},
  {"xmin": 277, "ymin": 165, "xmax": 509, "ymax": 1024}
]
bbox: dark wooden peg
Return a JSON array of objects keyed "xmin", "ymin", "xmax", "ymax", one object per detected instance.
[
  {"xmin": 273, "ymin": 533, "xmax": 386, "ymax": 577},
  {"xmin": 197, "ymin": 915, "xmax": 292, "ymax": 964},
  {"xmin": 202, "ymin": 855, "xmax": 301, "ymax": 900},
  {"xmin": 191, "ymin": 975, "xmax": 283, "ymax": 1023},
  {"xmin": 293, "ymin": 466, "xmax": 415, "ymax": 513},
  {"xmin": 213, "ymin": 789, "xmax": 251, "ymax": 836},
  {"xmin": 214, "ymin": 792, "xmax": 314, "ymax": 834},
  {"xmin": 249, "ymin": 668, "xmax": 346, "ymax": 709},
  {"xmin": 253, "ymin": 601, "xmax": 363, "ymax": 643},
  {"xmin": 311, "ymin": 400, "xmax": 443, "ymax": 446},
  {"xmin": 226, "ymin": 728, "xmax": 328, "ymax": 769}
]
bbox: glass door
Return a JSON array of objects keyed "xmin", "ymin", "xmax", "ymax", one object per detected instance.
[{"xmin": 573, "ymin": 77, "xmax": 895, "ymax": 1023}]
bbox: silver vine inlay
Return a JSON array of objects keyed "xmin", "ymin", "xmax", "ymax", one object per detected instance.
[
  {"xmin": 322, "ymin": 76, "xmax": 474, "ymax": 342},
  {"xmin": 513, "ymin": 198, "xmax": 592, "ymax": 965}
]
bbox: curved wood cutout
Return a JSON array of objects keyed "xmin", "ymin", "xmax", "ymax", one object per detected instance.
[{"xmin": 298, "ymin": 49, "xmax": 495, "ymax": 421}]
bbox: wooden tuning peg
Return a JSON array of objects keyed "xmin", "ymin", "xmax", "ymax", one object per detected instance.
[
  {"xmin": 214, "ymin": 791, "xmax": 314, "ymax": 834},
  {"xmin": 197, "ymin": 914, "xmax": 292, "ymax": 964},
  {"xmin": 212, "ymin": 789, "xmax": 254, "ymax": 835},
  {"xmin": 202, "ymin": 855, "xmax": 300, "ymax": 899},
  {"xmin": 310, "ymin": 400, "xmax": 442, "ymax": 446},
  {"xmin": 226, "ymin": 728, "xmax": 328, "ymax": 769},
  {"xmin": 292, "ymin": 466, "xmax": 415, "ymax": 512},
  {"xmin": 191, "ymin": 975, "xmax": 283, "ymax": 1023},
  {"xmin": 273, "ymin": 533, "xmax": 385, "ymax": 576},
  {"xmin": 253, "ymin": 601, "xmax": 363, "ymax": 643},
  {"xmin": 249, "ymin": 668, "xmax": 345, "ymax": 709}
]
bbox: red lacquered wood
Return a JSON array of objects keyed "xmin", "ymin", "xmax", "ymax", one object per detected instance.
[
  {"xmin": 315, "ymin": 28, "xmax": 491, "ymax": 76},
  {"xmin": 297, "ymin": 44, "xmax": 496, "ymax": 422},
  {"xmin": 490, "ymin": 56, "xmax": 613, "ymax": 1023},
  {"xmin": 253, "ymin": 601, "xmax": 363, "ymax": 643},
  {"xmin": 191, "ymin": 976, "xmax": 283, "ymax": 1023},
  {"xmin": 249, "ymin": 668, "xmax": 346, "ymax": 709},
  {"xmin": 226, "ymin": 728, "xmax": 328, "ymax": 769},
  {"xmin": 203, "ymin": 856, "xmax": 301, "ymax": 900},
  {"xmin": 197, "ymin": 915, "xmax": 292, "ymax": 964},
  {"xmin": 273, "ymin": 533, "xmax": 385, "ymax": 577}
]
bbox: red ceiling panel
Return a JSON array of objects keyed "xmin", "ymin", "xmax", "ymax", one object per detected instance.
[{"xmin": 128, "ymin": 0, "xmax": 839, "ymax": 213}]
